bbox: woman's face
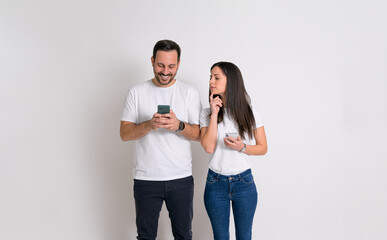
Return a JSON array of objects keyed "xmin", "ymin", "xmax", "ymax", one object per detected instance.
[{"xmin": 210, "ymin": 66, "xmax": 227, "ymax": 96}]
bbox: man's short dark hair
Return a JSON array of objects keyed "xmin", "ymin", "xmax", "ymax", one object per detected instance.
[{"xmin": 153, "ymin": 40, "xmax": 181, "ymax": 62}]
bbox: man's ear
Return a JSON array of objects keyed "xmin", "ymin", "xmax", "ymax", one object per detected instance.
[{"xmin": 151, "ymin": 56, "xmax": 155, "ymax": 67}]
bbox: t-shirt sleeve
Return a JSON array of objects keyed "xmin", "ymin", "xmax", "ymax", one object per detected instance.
[
  {"xmin": 121, "ymin": 89, "xmax": 137, "ymax": 123},
  {"xmin": 199, "ymin": 108, "xmax": 211, "ymax": 128},
  {"xmin": 252, "ymin": 106, "xmax": 264, "ymax": 129},
  {"xmin": 187, "ymin": 88, "xmax": 202, "ymax": 125}
]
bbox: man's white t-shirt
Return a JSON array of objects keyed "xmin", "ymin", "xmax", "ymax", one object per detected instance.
[
  {"xmin": 121, "ymin": 80, "xmax": 202, "ymax": 181},
  {"xmin": 199, "ymin": 107, "xmax": 264, "ymax": 175}
]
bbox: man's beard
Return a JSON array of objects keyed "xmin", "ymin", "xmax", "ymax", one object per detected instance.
[{"xmin": 154, "ymin": 72, "xmax": 176, "ymax": 86}]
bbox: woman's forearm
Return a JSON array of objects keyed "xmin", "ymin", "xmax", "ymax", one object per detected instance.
[
  {"xmin": 243, "ymin": 144, "xmax": 267, "ymax": 156},
  {"xmin": 200, "ymin": 115, "xmax": 218, "ymax": 153}
]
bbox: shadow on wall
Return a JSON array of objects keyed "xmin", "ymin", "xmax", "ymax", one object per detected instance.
[
  {"xmin": 157, "ymin": 142, "xmax": 212, "ymax": 240},
  {"xmin": 156, "ymin": 141, "xmax": 213, "ymax": 239},
  {"xmin": 191, "ymin": 141, "xmax": 213, "ymax": 239},
  {"xmin": 154, "ymin": 142, "xmax": 213, "ymax": 239}
]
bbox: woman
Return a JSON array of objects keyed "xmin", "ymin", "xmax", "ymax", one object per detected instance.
[{"xmin": 200, "ymin": 62, "xmax": 267, "ymax": 240}]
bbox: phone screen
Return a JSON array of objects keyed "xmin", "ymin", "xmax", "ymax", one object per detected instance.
[
  {"xmin": 157, "ymin": 105, "xmax": 170, "ymax": 114},
  {"xmin": 213, "ymin": 94, "xmax": 221, "ymax": 99},
  {"xmin": 225, "ymin": 133, "xmax": 238, "ymax": 139}
]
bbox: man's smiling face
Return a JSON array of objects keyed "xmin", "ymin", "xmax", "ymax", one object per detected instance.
[{"xmin": 151, "ymin": 50, "xmax": 180, "ymax": 87}]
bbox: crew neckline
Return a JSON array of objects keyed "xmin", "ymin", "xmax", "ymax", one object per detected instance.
[{"xmin": 150, "ymin": 79, "xmax": 178, "ymax": 89}]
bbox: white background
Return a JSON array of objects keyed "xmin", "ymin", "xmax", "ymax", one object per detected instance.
[{"xmin": 1, "ymin": 0, "xmax": 387, "ymax": 239}]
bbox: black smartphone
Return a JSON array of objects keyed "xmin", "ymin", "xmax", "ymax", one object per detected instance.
[
  {"xmin": 157, "ymin": 105, "xmax": 170, "ymax": 114},
  {"xmin": 213, "ymin": 94, "xmax": 221, "ymax": 99}
]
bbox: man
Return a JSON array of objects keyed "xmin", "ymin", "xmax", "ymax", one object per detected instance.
[{"xmin": 120, "ymin": 40, "xmax": 202, "ymax": 240}]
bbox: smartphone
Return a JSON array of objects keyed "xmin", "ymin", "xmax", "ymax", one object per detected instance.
[
  {"xmin": 157, "ymin": 105, "xmax": 170, "ymax": 114},
  {"xmin": 225, "ymin": 132, "xmax": 238, "ymax": 139},
  {"xmin": 213, "ymin": 94, "xmax": 221, "ymax": 99}
]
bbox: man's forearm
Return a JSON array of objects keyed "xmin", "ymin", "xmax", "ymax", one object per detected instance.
[
  {"xmin": 180, "ymin": 123, "xmax": 200, "ymax": 141},
  {"xmin": 120, "ymin": 121, "xmax": 152, "ymax": 141}
]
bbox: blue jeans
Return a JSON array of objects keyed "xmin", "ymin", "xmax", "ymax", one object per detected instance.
[
  {"xmin": 204, "ymin": 169, "xmax": 257, "ymax": 240},
  {"xmin": 134, "ymin": 176, "xmax": 194, "ymax": 240}
]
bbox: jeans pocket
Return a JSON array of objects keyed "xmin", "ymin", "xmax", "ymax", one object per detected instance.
[
  {"xmin": 241, "ymin": 174, "xmax": 254, "ymax": 184},
  {"xmin": 206, "ymin": 175, "xmax": 216, "ymax": 184}
]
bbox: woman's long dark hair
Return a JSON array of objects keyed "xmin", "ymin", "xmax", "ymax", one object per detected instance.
[{"xmin": 209, "ymin": 62, "xmax": 256, "ymax": 139}]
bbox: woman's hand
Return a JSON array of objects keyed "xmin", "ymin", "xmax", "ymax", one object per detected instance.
[
  {"xmin": 209, "ymin": 92, "xmax": 223, "ymax": 116},
  {"xmin": 224, "ymin": 136, "xmax": 244, "ymax": 151}
]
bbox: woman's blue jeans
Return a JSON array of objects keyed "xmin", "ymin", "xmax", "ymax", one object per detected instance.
[{"xmin": 204, "ymin": 168, "xmax": 258, "ymax": 240}]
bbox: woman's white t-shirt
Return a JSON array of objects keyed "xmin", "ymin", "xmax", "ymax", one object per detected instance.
[{"xmin": 199, "ymin": 107, "xmax": 264, "ymax": 175}]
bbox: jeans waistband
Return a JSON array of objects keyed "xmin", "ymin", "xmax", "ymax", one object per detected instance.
[{"xmin": 208, "ymin": 168, "xmax": 252, "ymax": 181}]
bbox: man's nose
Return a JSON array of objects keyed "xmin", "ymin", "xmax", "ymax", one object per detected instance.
[{"xmin": 162, "ymin": 68, "xmax": 169, "ymax": 75}]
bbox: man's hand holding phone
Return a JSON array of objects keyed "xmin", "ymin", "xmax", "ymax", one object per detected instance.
[{"xmin": 151, "ymin": 105, "xmax": 180, "ymax": 131}]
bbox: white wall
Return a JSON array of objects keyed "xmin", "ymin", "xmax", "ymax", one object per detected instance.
[{"xmin": 1, "ymin": 0, "xmax": 387, "ymax": 239}]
